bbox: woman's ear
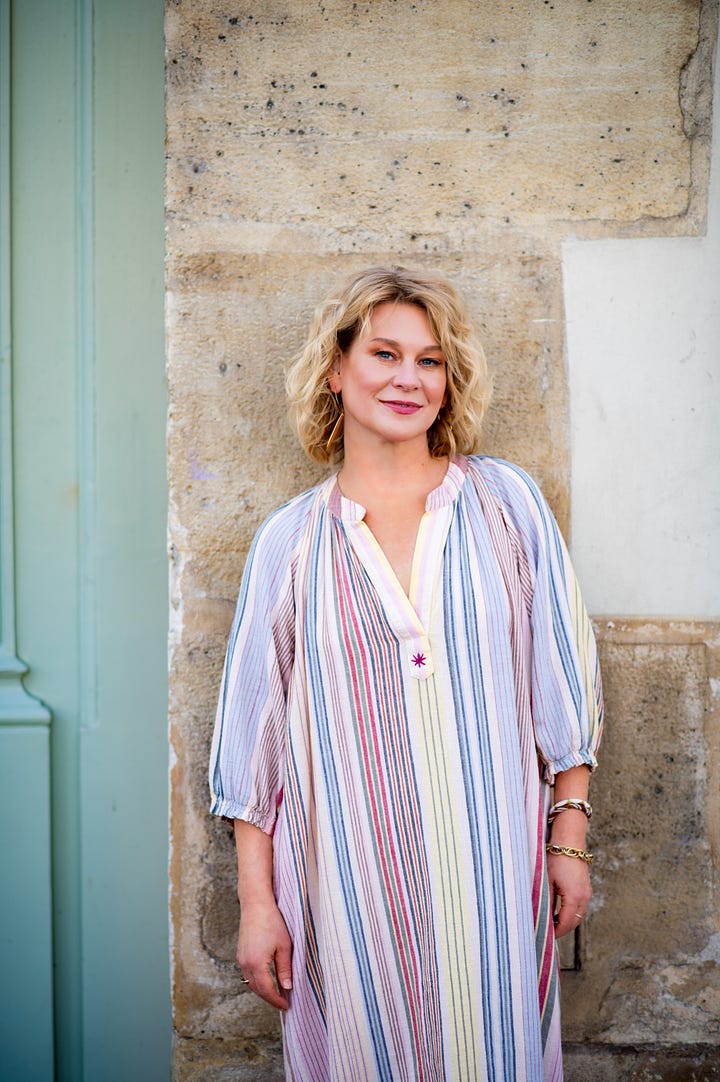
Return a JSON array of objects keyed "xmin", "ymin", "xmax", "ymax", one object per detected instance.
[
  {"xmin": 328, "ymin": 370, "xmax": 341, "ymax": 394},
  {"xmin": 328, "ymin": 350, "xmax": 342, "ymax": 394}
]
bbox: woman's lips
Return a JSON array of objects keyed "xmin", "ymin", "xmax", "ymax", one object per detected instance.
[{"xmin": 380, "ymin": 400, "xmax": 422, "ymax": 414}]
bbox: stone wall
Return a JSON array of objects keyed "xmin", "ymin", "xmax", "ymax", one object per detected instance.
[{"xmin": 165, "ymin": 2, "xmax": 719, "ymax": 1077}]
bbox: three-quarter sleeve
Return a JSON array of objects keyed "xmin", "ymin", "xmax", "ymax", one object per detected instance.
[
  {"xmin": 482, "ymin": 459, "xmax": 604, "ymax": 783},
  {"xmin": 209, "ymin": 505, "xmax": 300, "ymax": 831}
]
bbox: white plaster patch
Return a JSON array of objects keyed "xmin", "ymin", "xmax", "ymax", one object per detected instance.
[
  {"xmin": 700, "ymin": 931, "xmax": 720, "ymax": 962},
  {"xmin": 562, "ymin": 48, "xmax": 720, "ymax": 618}
]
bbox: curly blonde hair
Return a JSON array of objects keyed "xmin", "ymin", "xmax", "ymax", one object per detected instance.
[{"xmin": 285, "ymin": 265, "xmax": 492, "ymax": 464}]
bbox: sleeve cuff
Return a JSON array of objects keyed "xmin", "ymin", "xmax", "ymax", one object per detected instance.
[
  {"xmin": 543, "ymin": 748, "xmax": 598, "ymax": 785},
  {"xmin": 209, "ymin": 798, "xmax": 277, "ymax": 834}
]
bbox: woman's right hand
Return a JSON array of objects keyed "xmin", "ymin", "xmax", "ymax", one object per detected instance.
[{"xmin": 237, "ymin": 899, "xmax": 293, "ymax": 1010}]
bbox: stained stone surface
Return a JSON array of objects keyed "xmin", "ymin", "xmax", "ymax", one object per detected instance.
[{"xmin": 562, "ymin": 623, "xmax": 720, "ymax": 1049}]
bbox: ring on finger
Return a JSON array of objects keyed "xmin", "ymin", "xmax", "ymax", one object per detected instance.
[{"xmin": 575, "ymin": 913, "xmax": 585, "ymax": 920}]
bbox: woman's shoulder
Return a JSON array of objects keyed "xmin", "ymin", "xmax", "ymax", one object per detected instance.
[
  {"xmin": 465, "ymin": 454, "xmax": 546, "ymax": 510},
  {"xmin": 463, "ymin": 456, "xmax": 561, "ymax": 570},
  {"xmin": 249, "ymin": 476, "xmax": 332, "ymax": 560}
]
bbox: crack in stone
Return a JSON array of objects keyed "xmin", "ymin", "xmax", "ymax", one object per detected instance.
[{"xmin": 680, "ymin": 0, "xmax": 718, "ymax": 142}]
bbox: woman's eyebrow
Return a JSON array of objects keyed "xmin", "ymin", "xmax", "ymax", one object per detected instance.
[{"xmin": 368, "ymin": 336, "xmax": 443, "ymax": 352}]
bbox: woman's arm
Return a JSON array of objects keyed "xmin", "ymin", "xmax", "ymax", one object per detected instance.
[
  {"xmin": 234, "ymin": 819, "xmax": 293, "ymax": 1009},
  {"xmin": 546, "ymin": 764, "xmax": 593, "ymax": 938}
]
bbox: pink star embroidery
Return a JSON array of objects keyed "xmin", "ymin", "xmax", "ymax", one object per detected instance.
[{"xmin": 411, "ymin": 652, "xmax": 426, "ymax": 668}]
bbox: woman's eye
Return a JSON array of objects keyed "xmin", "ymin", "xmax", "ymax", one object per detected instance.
[
  {"xmin": 375, "ymin": 350, "xmax": 394, "ymax": 361},
  {"xmin": 419, "ymin": 357, "xmax": 442, "ymax": 367}
]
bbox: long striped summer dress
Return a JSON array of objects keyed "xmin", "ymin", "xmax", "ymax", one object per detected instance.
[{"xmin": 210, "ymin": 455, "xmax": 603, "ymax": 1082}]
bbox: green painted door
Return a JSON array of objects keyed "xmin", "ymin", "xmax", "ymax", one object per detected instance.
[{"xmin": 1, "ymin": 1, "xmax": 170, "ymax": 1079}]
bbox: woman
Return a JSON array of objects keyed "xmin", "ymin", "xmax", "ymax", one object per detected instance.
[{"xmin": 209, "ymin": 266, "xmax": 602, "ymax": 1081}]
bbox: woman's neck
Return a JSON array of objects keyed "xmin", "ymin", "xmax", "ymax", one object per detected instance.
[{"xmin": 338, "ymin": 441, "xmax": 449, "ymax": 507}]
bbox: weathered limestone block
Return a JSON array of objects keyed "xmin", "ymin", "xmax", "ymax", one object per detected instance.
[
  {"xmin": 166, "ymin": 240, "xmax": 570, "ymax": 539},
  {"xmin": 562, "ymin": 621, "xmax": 720, "ymax": 1048},
  {"xmin": 564, "ymin": 1043, "xmax": 720, "ymax": 1082},
  {"xmin": 173, "ymin": 1037, "xmax": 285, "ymax": 1082},
  {"xmin": 166, "ymin": 0, "xmax": 711, "ymax": 249}
]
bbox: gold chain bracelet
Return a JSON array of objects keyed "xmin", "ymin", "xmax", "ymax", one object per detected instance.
[{"xmin": 545, "ymin": 844, "xmax": 594, "ymax": 865}]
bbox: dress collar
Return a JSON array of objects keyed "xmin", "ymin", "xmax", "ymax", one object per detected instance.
[{"xmin": 326, "ymin": 454, "xmax": 468, "ymax": 522}]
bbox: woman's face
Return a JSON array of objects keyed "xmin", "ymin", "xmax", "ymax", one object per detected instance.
[{"xmin": 329, "ymin": 302, "xmax": 447, "ymax": 455}]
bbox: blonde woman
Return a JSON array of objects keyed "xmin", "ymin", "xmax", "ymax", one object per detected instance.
[{"xmin": 209, "ymin": 266, "xmax": 602, "ymax": 1081}]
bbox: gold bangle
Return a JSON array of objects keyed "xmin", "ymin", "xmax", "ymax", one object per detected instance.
[{"xmin": 545, "ymin": 844, "xmax": 593, "ymax": 865}]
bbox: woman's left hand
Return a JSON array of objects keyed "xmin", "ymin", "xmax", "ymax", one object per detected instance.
[
  {"xmin": 547, "ymin": 850, "xmax": 592, "ymax": 938},
  {"xmin": 547, "ymin": 765, "xmax": 593, "ymax": 938}
]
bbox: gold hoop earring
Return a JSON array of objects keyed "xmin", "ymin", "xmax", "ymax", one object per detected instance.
[{"xmin": 325, "ymin": 408, "xmax": 344, "ymax": 453}]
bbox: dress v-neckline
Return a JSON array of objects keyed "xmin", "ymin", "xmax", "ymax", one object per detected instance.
[
  {"xmin": 327, "ymin": 457, "xmax": 468, "ymax": 680},
  {"xmin": 355, "ymin": 515, "xmax": 430, "ymax": 621}
]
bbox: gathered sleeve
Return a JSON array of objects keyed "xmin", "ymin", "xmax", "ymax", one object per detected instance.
[
  {"xmin": 482, "ymin": 459, "xmax": 604, "ymax": 784},
  {"xmin": 209, "ymin": 505, "xmax": 300, "ymax": 832}
]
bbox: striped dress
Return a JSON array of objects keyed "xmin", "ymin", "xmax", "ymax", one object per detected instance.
[{"xmin": 210, "ymin": 455, "xmax": 603, "ymax": 1082}]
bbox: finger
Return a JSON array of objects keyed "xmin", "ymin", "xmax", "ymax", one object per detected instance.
[
  {"xmin": 275, "ymin": 939, "xmax": 293, "ymax": 993},
  {"xmin": 554, "ymin": 902, "xmax": 587, "ymax": 938},
  {"xmin": 245, "ymin": 965, "xmax": 290, "ymax": 1011},
  {"xmin": 259, "ymin": 958, "xmax": 290, "ymax": 1010},
  {"xmin": 237, "ymin": 948, "xmax": 290, "ymax": 1010}
]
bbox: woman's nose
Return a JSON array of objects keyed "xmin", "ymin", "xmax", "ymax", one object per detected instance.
[{"xmin": 391, "ymin": 356, "xmax": 419, "ymax": 388}]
